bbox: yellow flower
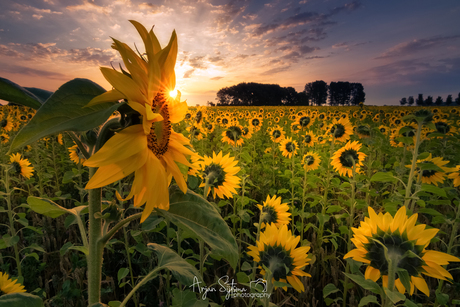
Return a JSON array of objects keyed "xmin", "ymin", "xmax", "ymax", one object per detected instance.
[
  {"xmin": 448, "ymin": 165, "xmax": 460, "ymax": 187},
  {"xmin": 279, "ymin": 137, "xmax": 298, "ymax": 159},
  {"xmin": 0, "ymin": 272, "xmax": 26, "ymax": 295},
  {"xmin": 331, "ymin": 141, "xmax": 366, "ymax": 177},
  {"xmin": 222, "ymin": 125, "xmax": 245, "ymax": 146},
  {"xmin": 302, "ymin": 152, "xmax": 321, "ymax": 171},
  {"xmin": 0, "ymin": 115, "xmax": 13, "ymax": 132},
  {"xmin": 267, "ymin": 125, "xmax": 286, "ymax": 142},
  {"xmin": 68, "ymin": 145, "xmax": 86, "ymax": 165},
  {"xmin": 257, "ymin": 195, "xmax": 291, "ymax": 228},
  {"xmin": 406, "ymin": 154, "xmax": 452, "ymax": 186},
  {"xmin": 344, "ymin": 206, "xmax": 460, "ymax": 297},
  {"xmin": 200, "ymin": 151, "xmax": 241, "ymax": 199},
  {"xmin": 247, "ymin": 224, "xmax": 311, "ymax": 293},
  {"xmin": 327, "ymin": 117, "xmax": 353, "ymax": 143},
  {"xmin": 303, "ymin": 131, "xmax": 316, "ymax": 147},
  {"xmin": 0, "ymin": 133, "xmax": 9, "ymax": 144},
  {"xmin": 9, "ymin": 153, "xmax": 34, "ymax": 179}
]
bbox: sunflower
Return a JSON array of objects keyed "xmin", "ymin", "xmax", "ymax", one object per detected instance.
[
  {"xmin": 331, "ymin": 141, "xmax": 366, "ymax": 177},
  {"xmin": 356, "ymin": 125, "xmax": 371, "ymax": 138},
  {"xmin": 241, "ymin": 126, "xmax": 253, "ymax": 139},
  {"xmin": 378, "ymin": 125, "xmax": 389, "ymax": 135},
  {"xmin": 303, "ymin": 131, "xmax": 316, "ymax": 147},
  {"xmin": 301, "ymin": 152, "xmax": 321, "ymax": 171},
  {"xmin": 0, "ymin": 115, "xmax": 13, "ymax": 132},
  {"xmin": 291, "ymin": 115, "xmax": 312, "ymax": 131},
  {"xmin": 222, "ymin": 124, "xmax": 245, "ymax": 146},
  {"xmin": 9, "ymin": 153, "xmax": 34, "ymax": 179},
  {"xmin": 406, "ymin": 154, "xmax": 452, "ymax": 186},
  {"xmin": 83, "ymin": 21, "xmax": 194, "ymax": 222},
  {"xmin": 344, "ymin": 206, "xmax": 460, "ymax": 297},
  {"xmin": 203, "ymin": 122, "xmax": 215, "ymax": 134},
  {"xmin": 188, "ymin": 153, "xmax": 203, "ymax": 178},
  {"xmin": 0, "ymin": 133, "xmax": 9, "ymax": 144},
  {"xmin": 187, "ymin": 124, "xmax": 204, "ymax": 141},
  {"xmin": 0, "ymin": 272, "xmax": 26, "ymax": 294},
  {"xmin": 249, "ymin": 116, "xmax": 263, "ymax": 131},
  {"xmin": 327, "ymin": 117, "xmax": 353, "ymax": 143},
  {"xmin": 200, "ymin": 151, "xmax": 241, "ymax": 199},
  {"xmin": 279, "ymin": 137, "xmax": 298, "ymax": 159},
  {"xmin": 247, "ymin": 224, "xmax": 311, "ymax": 293},
  {"xmin": 57, "ymin": 133, "xmax": 64, "ymax": 145},
  {"xmin": 257, "ymin": 195, "xmax": 291, "ymax": 228},
  {"xmin": 448, "ymin": 165, "xmax": 460, "ymax": 187},
  {"xmin": 389, "ymin": 130, "xmax": 404, "ymax": 148},
  {"xmin": 268, "ymin": 125, "xmax": 286, "ymax": 143},
  {"xmin": 432, "ymin": 119, "xmax": 456, "ymax": 136},
  {"xmin": 68, "ymin": 145, "xmax": 86, "ymax": 165}
]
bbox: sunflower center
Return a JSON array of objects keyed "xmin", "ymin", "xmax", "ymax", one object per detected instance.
[
  {"xmin": 226, "ymin": 126, "xmax": 242, "ymax": 141},
  {"xmin": 20, "ymin": 115, "xmax": 27, "ymax": 121},
  {"xmin": 394, "ymin": 119, "xmax": 401, "ymax": 125},
  {"xmin": 242, "ymin": 127, "xmax": 249, "ymax": 136},
  {"xmin": 0, "ymin": 119, "xmax": 6, "ymax": 128},
  {"xmin": 252, "ymin": 119, "xmax": 260, "ymax": 126},
  {"xmin": 299, "ymin": 116, "xmax": 310, "ymax": 127},
  {"xmin": 260, "ymin": 245, "xmax": 295, "ymax": 280},
  {"xmin": 357, "ymin": 125, "xmax": 370, "ymax": 136},
  {"xmin": 304, "ymin": 155, "xmax": 314, "ymax": 166},
  {"xmin": 222, "ymin": 118, "xmax": 229, "ymax": 125},
  {"xmin": 195, "ymin": 111, "xmax": 202, "ymax": 123},
  {"xmin": 319, "ymin": 114, "xmax": 325, "ymax": 120},
  {"xmin": 331, "ymin": 124, "xmax": 345, "ymax": 138},
  {"xmin": 365, "ymin": 233, "xmax": 423, "ymax": 276},
  {"xmin": 272, "ymin": 130, "xmax": 281, "ymax": 139},
  {"xmin": 261, "ymin": 205, "xmax": 278, "ymax": 224},
  {"xmin": 12, "ymin": 161, "xmax": 22, "ymax": 174},
  {"xmin": 190, "ymin": 126, "xmax": 200, "ymax": 137},
  {"xmin": 380, "ymin": 127, "xmax": 386, "ymax": 133},
  {"xmin": 147, "ymin": 92, "xmax": 171, "ymax": 158},
  {"xmin": 401, "ymin": 126, "xmax": 415, "ymax": 137},
  {"xmin": 203, "ymin": 163, "xmax": 225, "ymax": 187},
  {"xmin": 285, "ymin": 142, "xmax": 296, "ymax": 153},
  {"xmin": 304, "ymin": 135, "xmax": 312, "ymax": 143},
  {"xmin": 339, "ymin": 149, "xmax": 359, "ymax": 168},
  {"xmin": 420, "ymin": 161, "xmax": 437, "ymax": 178},
  {"xmin": 206, "ymin": 124, "xmax": 213, "ymax": 131},
  {"xmin": 435, "ymin": 122, "xmax": 450, "ymax": 134}
]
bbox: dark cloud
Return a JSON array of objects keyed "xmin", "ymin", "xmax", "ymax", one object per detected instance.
[
  {"xmin": 0, "ymin": 62, "xmax": 67, "ymax": 79},
  {"xmin": 376, "ymin": 35, "xmax": 460, "ymax": 59},
  {"xmin": 328, "ymin": 1, "xmax": 362, "ymax": 17},
  {"xmin": 212, "ymin": 0, "xmax": 247, "ymax": 32}
]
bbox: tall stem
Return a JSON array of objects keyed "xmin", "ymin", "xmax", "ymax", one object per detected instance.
[
  {"xmin": 404, "ymin": 123, "xmax": 422, "ymax": 211},
  {"xmin": 87, "ymin": 167, "xmax": 103, "ymax": 305},
  {"xmin": 4, "ymin": 168, "xmax": 21, "ymax": 277}
]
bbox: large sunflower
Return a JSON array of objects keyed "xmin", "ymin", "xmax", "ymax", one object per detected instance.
[
  {"xmin": 9, "ymin": 153, "xmax": 34, "ymax": 179},
  {"xmin": 257, "ymin": 195, "xmax": 291, "ymax": 228},
  {"xmin": 0, "ymin": 272, "xmax": 26, "ymax": 295},
  {"xmin": 199, "ymin": 151, "xmax": 241, "ymax": 199},
  {"xmin": 331, "ymin": 141, "xmax": 366, "ymax": 177},
  {"xmin": 327, "ymin": 117, "xmax": 353, "ymax": 143},
  {"xmin": 301, "ymin": 152, "xmax": 321, "ymax": 171},
  {"xmin": 344, "ymin": 206, "xmax": 460, "ymax": 296},
  {"xmin": 0, "ymin": 115, "xmax": 13, "ymax": 132},
  {"xmin": 247, "ymin": 224, "xmax": 311, "ymax": 293},
  {"xmin": 267, "ymin": 125, "xmax": 286, "ymax": 143},
  {"xmin": 84, "ymin": 21, "xmax": 194, "ymax": 222},
  {"xmin": 279, "ymin": 137, "xmax": 298, "ymax": 159},
  {"xmin": 406, "ymin": 154, "xmax": 452, "ymax": 186},
  {"xmin": 303, "ymin": 131, "xmax": 316, "ymax": 147}
]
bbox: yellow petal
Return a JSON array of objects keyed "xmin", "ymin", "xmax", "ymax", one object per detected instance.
[{"xmin": 411, "ymin": 276, "xmax": 430, "ymax": 296}]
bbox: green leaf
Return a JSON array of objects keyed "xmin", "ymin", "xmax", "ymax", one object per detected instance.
[
  {"xmin": 27, "ymin": 243, "xmax": 46, "ymax": 253},
  {"xmin": 403, "ymin": 299, "xmax": 420, "ymax": 307},
  {"xmin": 117, "ymin": 268, "xmax": 129, "ymax": 285},
  {"xmin": 420, "ymin": 184, "xmax": 446, "ymax": 197},
  {"xmin": 435, "ymin": 291, "xmax": 449, "ymax": 306},
  {"xmin": 171, "ymin": 288, "xmax": 208, "ymax": 307},
  {"xmin": 397, "ymin": 269, "xmax": 411, "ymax": 295},
  {"xmin": 345, "ymin": 273, "xmax": 381, "ymax": 295},
  {"xmin": 358, "ymin": 295, "xmax": 378, "ymax": 307},
  {"xmin": 24, "ymin": 87, "xmax": 53, "ymax": 102},
  {"xmin": 27, "ymin": 196, "xmax": 70, "ymax": 218},
  {"xmin": 148, "ymin": 243, "xmax": 202, "ymax": 286},
  {"xmin": 0, "ymin": 77, "xmax": 42, "ymax": 109},
  {"xmin": 0, "ymin": 292, "xmax": 44, "ymax": 307},
  {"xmin": 0, "ymin": 235, "xmax": 19, "ymax": 249},
  {"xmin": 384, "ymin": 287, "xmax": 406, "ymax": 304},
  {"xmin": 108, "ymin": 302, "xmax": 121, "ymax": 307},
  {"xmin": 370, "ymin": 172, "xmax": 398, "ymax": 183},
  {"xmin": 157, "ymin": 186, "xmax": 238, "ymax": 269},
  {"xmin": 323, "ymin": 283, "xmax": 340, "ymax": 298},
  {"xmin": 239, "ymin": 151, "xmax": 252, "ymax": 164},
  {"xmin": 8, "ymin": 78, "xmax": 122, "ymax": 153}
]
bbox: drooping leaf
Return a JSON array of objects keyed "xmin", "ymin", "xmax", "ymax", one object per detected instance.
[
  {"xmin": 0, "ymin": 293, "xmax": 44, "ymax": 307},
  {"xmin": 323, "ymin": 283, "xmax": 340, "ymax": 298},
  {"xmin": 27, "ymin": 196, "xmax": 71, "ymax": 218},
  {"xmin": 370, "ymin": 172, "xmax": 398, "ymax": 183},
  {"xmin": 345, "ymin": 273, "xmax": 381, "ymax": 295},
  {"xmin": 148, "ymin": 243, "xmax": 202, "ymax": 286},
  {"xmin": 8, "ymin": 78, "xmax": 123, "ymax": 153},
  {"xmin": 157, "ymin": 186, "xmax": 238, "ymax": 269},
  {"xmin": 384, "ymin": 287, "xmax": 406, "ymax": 304},
  {"xmin": 358, "ymin": 295, "xmax": 378, "ymax": 307},
  {"xmin": 24, "ymin": 87, "xmax": 53, "ymax": 103},
  {"xmin": 0, "ymin": 77, "xmax": 42, "ymax": 109}
]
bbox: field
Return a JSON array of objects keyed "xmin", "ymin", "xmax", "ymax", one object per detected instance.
[{"xmin": 1, "ymin": 103, "xmax": 460, "ymax": 307}]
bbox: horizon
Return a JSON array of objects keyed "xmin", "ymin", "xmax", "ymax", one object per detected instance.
[{"xmin": 1, "ymin": 0, "xmax": 459, "ymax": 106}]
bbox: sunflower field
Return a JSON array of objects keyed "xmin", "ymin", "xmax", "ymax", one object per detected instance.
[{"xmin": 1, "ymin": 20, "xmax": 460, "ymax": 307}]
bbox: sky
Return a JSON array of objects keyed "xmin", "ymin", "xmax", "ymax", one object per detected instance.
[{"xmin": 1, "ymin": 0, "xmax": 459, "ymax": 107}]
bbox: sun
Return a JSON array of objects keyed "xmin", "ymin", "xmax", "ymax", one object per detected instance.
[{"xmin": 169, "ymin": 89, "xmax": 178, "ymax": 98}]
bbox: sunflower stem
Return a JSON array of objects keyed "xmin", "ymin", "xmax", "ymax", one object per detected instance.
[
  {"xmin": 404, "ymin": 122, "xmax": 422, "ymax": 211},
  {"xmin": 87, "ymin": 167, "xmax": 103, "ymax": 306},
  {"xmin": 384, "ymin": 254, "xmax": 399, "ymax": 307},
  {"xmin": 290, "ymin": 153, "xmax": 296, "ymax": 232}
]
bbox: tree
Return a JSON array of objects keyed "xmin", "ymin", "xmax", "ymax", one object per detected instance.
[
  {"xmin": 416, "ymin": 94, "xmax": 424, "ymax": 106},
  {"xmin": 408, "ymin": 96, "xmax": 414, "ymax": 106},
  {"xmin": 400, "ymin": 97, "xmax": 407, "ymax": 106},
  {"xmin": 446, "ymin": 94, "xmax": 453, "ymax": 105},
  {"xmin": 455, "ymin": 92, "xmax": 460, "ymax": 105},
  {"xmin": 435, "ymin": 96, "xmax": 443, "ymax": 106},
  {"xmin": 424, "ymin": 95, "xmax": 433, "ymax": 106},
  {"xmin": 329, "ymin": 81, "xmax": 351, "ymax": 106},
  {"xmin": 207, "ymin": 101, "xmax": 215, "ymax": 106},
  {"xmin": 349, "ymin": 83, "xmax": 365, "ymax": 106},
  {"xmin": 304, "ymin": 80, "xmax": 328, "ymax": 106}
]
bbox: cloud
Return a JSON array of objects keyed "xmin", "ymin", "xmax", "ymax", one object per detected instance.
[
  {"xmin": 66, "ymin": 1, "xmax": 112, "ymax": 14},
  {"xmin": 262, "ymin": 65, "xmax": 291, "ymax": 75},
  {"xmin": 376, "ymin": 35, "xmax": 460, "ymax": 59},
  {"xmin": 328, "ymin": 1, "xmax": 362, "ymax": 17},
  {"xmin": 183, "ymin": 69, "xmax": 195, "ymax": 78},
  {"xmin": 0, "ymin": 44, "xmax": 23, "ymax": 57},
  {"xmin": 67, "ymin": 47, "xmax": 117, "ymax": 65},
  {"xmin": 0, "ymin": 62, "xmax": 67, "ymax": 79},
  {"xmin": 211, "ymin": 0, "xmax": 247, "ymax": 32},
  {"xmin": 210, "ymin": 76, "xmax": 223, "ymax": 80}
]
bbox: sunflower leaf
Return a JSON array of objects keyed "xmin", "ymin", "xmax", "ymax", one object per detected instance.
[
  {"xmin": 26, "ymin": 196, "xmax": 71, "ymax": 218},
  {"xmin": 344, "ymin": 273, "xmax": 381, "ymax": 295},
  {"xmin": 8, "ymin": 78, "xmax": 123, "ymax": 154},
  {"xmin": 384, "ymin": 287, "xmax": 406, "ymax": 304},
  {"xmin": 0, "ymin": 293, "xmax": 44, "ymax": 307},
  {"xmin": 419, "ymin": 184, "xmax": 447, "ymax": 197},
  {"xmin": 370, "ymin": 172, "xmax": 398, "ymax": 183},
  {"xmin": 157, "ymin": 186, "xmax": 238, "ymax": 269},
  {"xmin": 0, "ymin": 77, "xmax": 42, "ymax": 109},
  {"xmin": 397, "ymin": 269, "xmax": 411, "ymax": 295},
  {"xmin": 358, "ymin": 295, "xmax": 378, "ymax": 307}
]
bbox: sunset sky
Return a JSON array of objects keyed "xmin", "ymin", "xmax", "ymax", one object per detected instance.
[{"xmin": 1, "ymin": 0, "xmax": 459, "ymax": 106}]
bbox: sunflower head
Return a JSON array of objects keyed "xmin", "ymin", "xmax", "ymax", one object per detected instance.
[
  {"xmin": 257, "ymin": 195, "xmax": 291, "ymax": 228},
  {"xmin": 279, "ymin": 137, "xmax": 298, "ymax": 159},
  {"xmin": 302, "ymin": 152, "xmax": 321, "ymax": 171},
  {"xmin": 9, "ymin": 153, "xmax": 34, "ymax": 179},
  {"xmin": 331, "ymin": 141, "xmax": 366, "ymax": 177},
  {"xmin": 405, "ymin": 154, "xmax": 452, "ymax": 186},
  {"xmin": 222, "ymin": 125, "xmax": 244, "ymax": 146},
  {"xmin": 0, "ymin": 272, "xmax": 26, "ymax": 295},
  {"xmin": 247, "ymin": 224, "xmax": 311, "ymax": 293}
]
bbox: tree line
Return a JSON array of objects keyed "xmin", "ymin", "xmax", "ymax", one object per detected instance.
[
  {"xmin": 213, "ymin": 80, "xmax": 365, "ymax": 107},
  {"xmin": 399, "ymin": 93, "xmax": 460, "ymax": 106}
]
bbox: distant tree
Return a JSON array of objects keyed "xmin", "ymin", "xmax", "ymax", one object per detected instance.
[
  {"xmin": 297, "ymin": 91, "xmax": 310, "ymax": 106},
  {"xmin": 446, "ymin": 94, "xmax": 453, "ymax": 105},
  {"xmin": 424, "ymin": 96, "xmax": 433, "ymax": 106},
  {"xmin": 304, "ymin": 80, "xmax": 328, "ymax": 106},
  {"xmin": 416, "ymin": 94, "xmax": 424, "ymax": 106},
  {"xmin": 207, "ymin": 101, "xmax": 215, "ymax": 106},
  {"xmin": 455, "ymin": 92, "xmax": 460, "ymax": 105},
  {"xmin": 400, "ymin": 97, "xmax": 407, "ymax": 106},
  {"xmin": 408, "ymin": 96, "xmax": 414, "ymax": 106},
  {"xmin": 435, "ymin": 96, "xmax": 443, "ymax": 106},
  {"xmin": 329, "ymin": 81, "xmax": 351, "ymax": 106},
  {"xmin": 349, "ymin": 83, "xmax": 365, "ymax": 106}
]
